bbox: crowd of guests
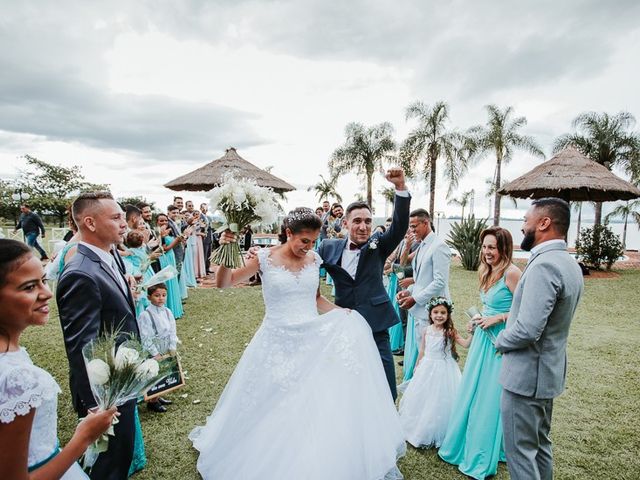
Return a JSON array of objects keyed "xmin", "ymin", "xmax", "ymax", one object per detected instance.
[{"xmin": 1, "ymin": 187, "xmax": 583, "ymax": 480}]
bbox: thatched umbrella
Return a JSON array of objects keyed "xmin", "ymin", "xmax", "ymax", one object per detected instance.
[
  {"xmin": 164, "ymin": 147, "xmax": 296, "ymax": 194},
  {"xmin": 499, "ymin": 146, "xmax": 640, "ymax": 202}
]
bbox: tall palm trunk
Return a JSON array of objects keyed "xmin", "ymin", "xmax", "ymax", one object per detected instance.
[
  {"xmin": 493, "ymin": 152, "xmax": 503, "ymax": 226},
  {"xmin": 428, "ymin": 154, "xmax": 437, "ymax": 219},
  {"xmin": 623, "ymin": 214, "xmax": 628, "ymax": 250},
  {"xmin": 366, "ymin": 167, "xmax": 373, "ymax": 209},
  {"xmin": 594, "ymin": 202, "xmax": 603, "ymax": 226},
  {"xmin": 461, "ymin": 205, "xmax": 465, "ymax": 219}
]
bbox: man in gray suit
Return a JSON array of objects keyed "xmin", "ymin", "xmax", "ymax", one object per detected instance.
[
  {"xmin": 397, "ymin": 208, "xmax": 451, "ymax": 342},
  {"xmin": 495, "ymin": 198, "xmax": 583, "ymax": 480}
]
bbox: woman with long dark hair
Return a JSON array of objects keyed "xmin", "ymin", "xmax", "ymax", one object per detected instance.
[{"xmin": 0, "ymin": 239, "xmax": 116, "ymax": 479}]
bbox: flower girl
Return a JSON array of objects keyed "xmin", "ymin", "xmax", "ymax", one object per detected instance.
[{"xmin": 399, "ymin": 296, "xmax": 471, "ymax": 448}]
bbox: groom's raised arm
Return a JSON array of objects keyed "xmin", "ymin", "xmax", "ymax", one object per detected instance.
[{"xmin": 378, "ymin": 168, "xmax": 410, "ymax": 258}]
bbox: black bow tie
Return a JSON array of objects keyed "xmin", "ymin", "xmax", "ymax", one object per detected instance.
[{"xmin": 349, "ymin": 242, "xmax": 361, "ymax": 251}]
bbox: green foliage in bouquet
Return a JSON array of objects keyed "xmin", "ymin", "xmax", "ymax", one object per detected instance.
[
  {"xmin": 446, "ymin": 215, "xmax": 489, "ymax": 271},
  {"xmin": 576, "ymin": 223, "xmax": 624, "ymax": 271}
]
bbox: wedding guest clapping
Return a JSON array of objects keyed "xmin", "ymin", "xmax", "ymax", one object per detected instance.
[{"xmin": 0, "ymin": 239, "xmax": 117, "ymax": 480}]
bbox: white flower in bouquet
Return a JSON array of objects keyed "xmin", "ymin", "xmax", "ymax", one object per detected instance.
[
  {"xmin": 114, "ymin": 346, "xmax": 140, "ymax": 369},
  {"xmin": 135, "ymin": 358, "xmax": 160, "ymax": 379},
  {"xmin": 207, "ymin": 177, "xmax": 281, "ymax": 268},
  {"xmin": 86, "ymin": 359, "xmax": 110, "ymax": 386}
]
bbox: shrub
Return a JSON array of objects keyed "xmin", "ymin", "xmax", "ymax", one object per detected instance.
[
  {"xmin": 446, "ymin": 215, "xmax": 489, "ymax": 271},
  {"xmin": 576, "ymin": 223, "xmax": 624, "ymax": 270}
]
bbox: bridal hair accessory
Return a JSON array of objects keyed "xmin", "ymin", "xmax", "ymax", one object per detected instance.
[
  {"xmin": 284, "ymin": 207, "xmax": 317, "ymax": 225},
  {"xmin": 428, "ymin": 296, "xmax": 454, "ymax": 312}
]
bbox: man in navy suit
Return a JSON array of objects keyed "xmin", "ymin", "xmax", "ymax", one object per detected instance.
[
  {"xmin": 318, "ymin": 168, "xmax": 410, "ymax": 399},
  {"xmin": 57, "ymin": 192, "xmax": 140, "ymax": 480}
]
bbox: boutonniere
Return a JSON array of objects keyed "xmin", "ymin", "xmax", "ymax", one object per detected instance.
[{"xmin": 368, "ymin": 238, "xmax": 379, "ymax": 250}]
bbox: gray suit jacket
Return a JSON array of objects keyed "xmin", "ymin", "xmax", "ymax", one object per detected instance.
[
  {"xmin": 495, "ymin": 241, "xmax": 583, "ymax": 399},
  {"xmin": 407, "ymin": 232, "xmax": 451, "ymax": 321}
]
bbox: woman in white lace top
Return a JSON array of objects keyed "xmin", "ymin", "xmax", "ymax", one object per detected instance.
[{"xmin": 0, "ymin": 239, "xmax": 116, "ymax": 479}]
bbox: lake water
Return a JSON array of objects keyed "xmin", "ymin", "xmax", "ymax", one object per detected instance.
[{"xmin": 371, "ymin": 217, "xmax": 640, "ymax": 251}]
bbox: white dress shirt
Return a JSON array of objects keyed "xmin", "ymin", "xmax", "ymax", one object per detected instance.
[
  {"xmin": 137, "ymin": 304, "xmax": 178, "ymax": 356},
  {"xmin": 340, "ymin": 188, "xmax": 410, "ymax": 280}
]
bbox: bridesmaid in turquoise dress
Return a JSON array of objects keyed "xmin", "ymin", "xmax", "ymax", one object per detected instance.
[
  {"xmin": 156, "ymin": 214, "xmax": 184, "ymax": 319},
  {"xmin": 386, "ymin": 271, "xmax": 405, "ymax": 352},
  {"xmin": 122, "ymin": 231, "xmax": 153, "ymax": 317},
  {"xmin": 439, "ymin": 227, "xmax": 521, "ymax": 479}
]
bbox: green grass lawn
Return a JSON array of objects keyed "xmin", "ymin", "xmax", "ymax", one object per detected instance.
[{"xmin": 21, "ymin": 266, "xmax": 640, "ymax": 479}]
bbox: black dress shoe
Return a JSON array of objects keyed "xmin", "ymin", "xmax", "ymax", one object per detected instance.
[
  {"xmin": 392, "ymin": 349, "xmax": 404, "ymax": 356},
  {"xmin": 158, "ymin": 397, "xmax": 173, "ymax": 405},
  {"xmin": 147, "ymin": 402, "xmax": 167, "ymax": 413},
  {"xmin": 397, "ymin": 360, "xmax": 404, "ymax": 366}
]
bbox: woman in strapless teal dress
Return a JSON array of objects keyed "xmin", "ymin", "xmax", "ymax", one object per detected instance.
[
  {"xmin": 439, "ymin": 227, "xmax": 521, "ymax": 479},
  {"xmin": 156, "ymin": 214, "xmax": 184, "ymax": 319}
]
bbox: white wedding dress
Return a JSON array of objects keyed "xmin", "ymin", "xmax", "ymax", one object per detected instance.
[{"xmin": 189, "ymin": 249, "xmax": 406, "ymax": 479}]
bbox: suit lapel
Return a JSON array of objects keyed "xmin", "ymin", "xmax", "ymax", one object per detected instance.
[{"xmin": 80, "ymin": 245, "xmax": 135, "ymax": 309}]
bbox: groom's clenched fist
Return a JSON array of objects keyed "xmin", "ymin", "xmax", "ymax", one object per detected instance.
[{"xmin": 385, "ymin": 167, "xmax": 406, "ymax": 191}]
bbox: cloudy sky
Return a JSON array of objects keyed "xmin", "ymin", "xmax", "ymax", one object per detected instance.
[{"xmin": 1, "ymin": 0, "xmax": 639, "ymax": 219}]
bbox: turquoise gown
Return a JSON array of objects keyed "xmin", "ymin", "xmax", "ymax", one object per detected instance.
[
  {"xmin": 159, "ymin": 236, "xmax": 184, "ymax": 319},
  {"xmin": 123, "ymin": 247, "xmax": 153, "ymax": 317},
  {"xmin": 402, "ymin": 313, "xmax": 419, "ymax": 382},
  {"xmin": 183, "ymin": 237, "xmax": 198, "ymax": 288},
  {"xmin": 386, "ymin": 273, "xmax": 404, "ymax": 352},
  {"xmin": 128, "ymin": 407, "xmax": 147, "ymax": 476},
  {"xmin": 438, "ymin": 275, "xmax": 512, "ymax": 479}
]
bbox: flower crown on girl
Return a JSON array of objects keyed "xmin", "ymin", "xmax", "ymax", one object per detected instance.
[{"xmin": 427, "ymin": 296, "xmax": 454, "ymax": 313}]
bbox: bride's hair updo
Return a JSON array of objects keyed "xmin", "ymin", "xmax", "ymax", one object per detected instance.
[{"xmin": 278, "ymin": 207, "xmax": 323, "ymax": 244}]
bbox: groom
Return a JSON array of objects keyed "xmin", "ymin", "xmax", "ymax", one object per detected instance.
[
  {"xmin": 318, "ymin": 167, "xmax": 410, "ymax": 400},
  {"xmin": 495, "ymin": 198, "xmax": 583, "ymax": 480}
]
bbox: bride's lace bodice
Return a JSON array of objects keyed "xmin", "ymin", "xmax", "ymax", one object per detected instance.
[
  {"xmin": 258, "ymin": 248, "xmax": 321, "ymax": 326},
  {"xmin": 0, "ymin": 348, "xmax": 61, "ymax": 467}
]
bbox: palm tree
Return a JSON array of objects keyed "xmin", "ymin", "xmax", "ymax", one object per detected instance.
[
  {"xmin": 605, "ymin": 200, "xmax": 640, "ymax": 250},
  {"xmin": 554, "ymin": 111, "xmax": 640, "ymax": 225},
  {"xmin": 448, "ymin": 189, "xmax": 474, "ymax": 218},
  {"xmin": 468, "ymin": 105, "xmax": 544, "ymax": 226},
  {"xmin": 400, "ymin": 101, "xmax": 471, "ymax": 219},
  {"xmin": 307, "ymin": 174, "xmax": 342, "ymax": 203},
  {"xmin": 329, "ymin": 122, "xmax": 396, "ymax": 208},
  {"xmin": 485, "ymin": 177, "xmax": 518, "ymax": 209}
]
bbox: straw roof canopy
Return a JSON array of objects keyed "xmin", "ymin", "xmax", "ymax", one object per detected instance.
[
  {"xmin": 499, "ymin": 146, "xmax": 640, "ymax": 202},
  {"xmin": 164, "ymin": 147, "xmax": 296, "ymax": 194}
]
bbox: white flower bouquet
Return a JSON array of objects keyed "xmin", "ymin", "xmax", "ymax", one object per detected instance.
[
  {"xmin": 207, "ymin": 176, "xmax": 280, "ymax": 268},
  {"xmin": 81, "ymin": 330, "xmax": 170, "ymax": 469}
]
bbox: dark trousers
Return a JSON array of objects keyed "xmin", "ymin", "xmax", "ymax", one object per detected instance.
[
  {"xmin": 86, "ymin": 399, "xmax": 136, "ymax": 480},
  {"xmin": 373, "ymin": 329, "xmax": 397, "ymax": 400},
  {"xmin": 25, "ymin": 231, "xmax": 48, "ymax": 258},
  {"xmin": 501, "ymin": 389, "xmax": 554, "ymax": 480},
  {"xmin": 203, "ymin": 239, "xmax": 212, "ymax": 272}
]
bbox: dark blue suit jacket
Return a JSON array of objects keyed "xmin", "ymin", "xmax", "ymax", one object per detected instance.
[
  {"xmin": 57, "ymin": 244, "xmax": 139, "ymax": 414},
  {"xmin": 318, "ymin": 194, "xmax": 410, "ymax": 332}
]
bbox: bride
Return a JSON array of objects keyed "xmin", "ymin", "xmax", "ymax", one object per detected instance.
[{"xmin": 189, "ymin": 208, "xmax": 405, "ymax": 480}]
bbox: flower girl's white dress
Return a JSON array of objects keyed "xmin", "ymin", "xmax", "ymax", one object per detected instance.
[
  {"xmin": 398, "ymin": 325, "xmax": 461, "ymax": 448},
  {"xmin": 190, "ymin": 249, "xmax": 406, "ymax": 479},
  {"xmin": 0, "ymin": 348, "xmax": 88, "ymax": 478}
]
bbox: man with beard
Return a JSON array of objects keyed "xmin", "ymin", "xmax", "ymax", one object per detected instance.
[{"xmin": 495, "ymin": 198, "xmax": 583, "ymax": 480}]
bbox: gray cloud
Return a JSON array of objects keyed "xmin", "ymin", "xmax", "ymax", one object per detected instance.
[{"xmin": 0, "ymin": 1, "xmax": 264, "ymax": 161}]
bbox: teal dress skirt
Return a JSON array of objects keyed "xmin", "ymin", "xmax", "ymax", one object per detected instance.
[
  {"xmin": 183, "ymin": 237, "xmax": 198, "ymax": 288},
  {"xmin": 438, "ymin": 276, "xmax": 513, "ymax": 479},
  {"xmin": 402, "ymin": 312, "xmax": 419, "ymax": 382},
  {"xmin": 159, "ymin": 236, "xmax": 184, "ymax": 319},
  {"xmin": 128, "ymin": 407, "xmax": 147, "ymax": 476},
  {"xmin": 386, "ymin": 272, "xmax": 404, "ymax": 352}
]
